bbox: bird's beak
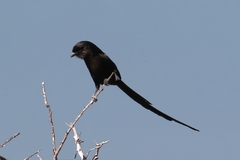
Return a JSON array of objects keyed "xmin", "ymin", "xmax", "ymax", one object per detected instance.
[{"xmin": 70, "ymin": 52, "xmax": 76, "ymax": 57}]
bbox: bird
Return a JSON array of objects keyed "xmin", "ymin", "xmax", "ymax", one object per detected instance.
[
  {"xmin": 71, "ymin": 41, "xmax": 199, "ymax": 132},
  {"xmin": 0, "ymin": 156, "xmax": 7, "ymax": 160}
]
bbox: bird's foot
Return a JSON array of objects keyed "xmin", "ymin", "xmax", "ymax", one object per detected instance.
[
  {"xmin": 103, "ymin": 79, "xmax": 110, "ymax": 86},
  {"xmin": 91, "ymin": 94, "xmax": 98, "ymax": 102}
]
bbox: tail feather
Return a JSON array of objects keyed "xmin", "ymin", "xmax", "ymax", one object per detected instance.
[{"xmin": 117, "ymin": 80, "xmax": 199, "ymax": 132}]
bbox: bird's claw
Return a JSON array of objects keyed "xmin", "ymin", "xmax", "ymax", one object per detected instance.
[
  {"xmin": 91, "ymin": 95, "xmax": 98, "ymax": 102},
  {"xmin": 103, "ymin": 79, "xmax": 109, "ymax": 86}
]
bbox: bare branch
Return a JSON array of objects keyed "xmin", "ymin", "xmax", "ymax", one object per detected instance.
[
  {"xmin": 91, "ymin": 140, "xmax": 109, "ymax": 160},
  {"xmin": 42, "ymin": 82, "xmax": 57, "ymax": 156},
  {"xmin": 69, "ymin": 125, "xmax": 109, "ymax": 160},
  {"xmin": 0, "ymin": 132, "xmax": 20, "ymax": 148},
  {"xmin": 85, "ymin": 147, "xmax": 96, "ymax": 159},
  {"xmin": 42, "ymin": 82, "xmax": 49, "ymax": 107},
  {"xmin": 41, "ymin": 73, "xmax": 115, "ymax": 159},
  {"xmin": 54, "ymin": 72, "xmax": 115, "ymax": 158},
  {"xmin": 37, "ymin": 154, "xmax": 43, "ymax": 160},
  {"xmin": 24, "ymin": 149, "xmax": 41, "ymax": 160},
  {"xmin": 66, "ymin": 124, "xmax": 86, "ymax": 160}
]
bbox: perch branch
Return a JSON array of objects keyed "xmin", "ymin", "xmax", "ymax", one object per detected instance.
[{"xmin": 54, "ymin": 72, "xmax": 115, "ymax": 158}]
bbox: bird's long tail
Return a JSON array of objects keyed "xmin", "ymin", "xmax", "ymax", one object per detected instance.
[{"xmin": 116, "ymin": 80, "xmax": 199, "ymax": 132}]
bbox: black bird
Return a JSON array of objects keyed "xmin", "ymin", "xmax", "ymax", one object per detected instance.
[
  {"xmin": 71, "ymin": 41, "xmax": 199, "ymax": 132},
  {"xmin": 0, "ymin": 156, "xmax": 7, "ymax": 160}
]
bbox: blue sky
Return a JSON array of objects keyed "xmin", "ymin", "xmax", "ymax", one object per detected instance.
[{"xmin": 0, "ymin": 1, "xmax": 239, "ymax": 160}]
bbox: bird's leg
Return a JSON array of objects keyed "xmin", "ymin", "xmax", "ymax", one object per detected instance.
[
  {"xmin": 103, "ymin": 79, "xmax": 110, "ymax": 86},
  {"xmin": 92, "ymin": 85, "xmax": 100, "ymax": 102},
  {"xmin": 113, "ymin": 72, "xmax": 121, "ymax": 81},
  {"xmin": 91, "ymin": 89, "xmax": 98, "ymax": 102},
  {"xmin": 103, "ymin": 72, "xmax": 119, "ymax": 85},
  {"xmin": 93, "ymin": 88, "xmax": 99, "ymax": 96},
  {"xmin": 92, "ymin": 72, "xmax": 116, "ymax": 102}
]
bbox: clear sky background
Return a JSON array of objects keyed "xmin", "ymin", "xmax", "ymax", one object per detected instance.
[{"xmin": 0, "ymin": 1, "xmax": 239, "ymax": 160}]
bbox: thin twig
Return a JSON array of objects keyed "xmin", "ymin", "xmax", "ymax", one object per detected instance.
[
  {"xmin": 37, "ymin": 154, "xmax": 43, "ymax": 160},
  {"xmin": 42, "ymin": 82, "xmax": 57, "ymax": 157},
  {"xmin": 91, "ymin": 140, "xmax": 109, "ymax": 160},
  {"xmin": 85, "ymin": 147, "xmax": 96, "ymax": 159},
  {"xmin": 24, "ymin": 149, "xmax": 41, "ymax": 160},
  {"xmin": 0, "ymin": 132, "xmax": 20, "ymax": 148}
]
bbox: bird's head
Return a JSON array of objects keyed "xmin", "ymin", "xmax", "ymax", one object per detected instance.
[{"xmin": 71, "ymin": 41, "xmax": 102, "ymax": 59}]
